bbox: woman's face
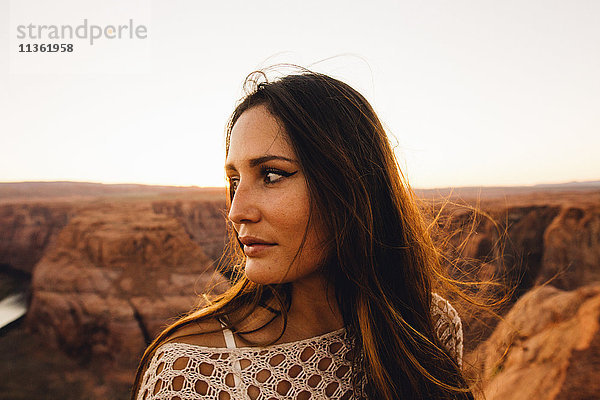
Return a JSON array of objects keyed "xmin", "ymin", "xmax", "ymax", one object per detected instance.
[{"xmin": 225, "ymin": 105, "xmax": 330, "ymax": 285}]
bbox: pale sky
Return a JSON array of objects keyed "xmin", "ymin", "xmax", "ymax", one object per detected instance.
[{"xmin": 1, "ymin": 0, "xmax": 599, "ymax": 188}]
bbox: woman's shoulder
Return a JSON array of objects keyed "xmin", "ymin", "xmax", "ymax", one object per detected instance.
[
  {"xmin": 163, "ymin": 317, "xmax": 229, "ymax": 348},
  {"xmin": 162, "ymin": 304, "xmax": 277, "ymax": 349},
  {"xmin": 137, "ymin": 318, "xmax": 236, "ymax": 400}
]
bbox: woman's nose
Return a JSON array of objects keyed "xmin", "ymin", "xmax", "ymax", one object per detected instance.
[{"xmin": 227, "ymin": 182, "xmax": 261, "ymax": 225}]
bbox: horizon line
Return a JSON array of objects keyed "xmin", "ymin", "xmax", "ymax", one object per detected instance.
[{"xmin": 1, "ymin": 179, "xmax": 599, "ymax": 191}]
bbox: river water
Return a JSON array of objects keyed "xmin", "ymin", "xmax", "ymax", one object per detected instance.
[{"xmin": 0, "ymin": 293, "xmax": 27, "ymax": 329}]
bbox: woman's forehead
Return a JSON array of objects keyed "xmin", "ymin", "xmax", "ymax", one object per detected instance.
[{"xmin": 227, "ymin": 105, "xmax": 296, "ymax": 164}]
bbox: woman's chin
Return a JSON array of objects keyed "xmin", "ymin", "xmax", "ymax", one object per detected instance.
[
  {"xmin": 244, "ymin": 261, "xmax": 271, "ymax": 284},
  {"xmin": 244, "ymin": 260, "xmax": 289, "ymax": 285}
]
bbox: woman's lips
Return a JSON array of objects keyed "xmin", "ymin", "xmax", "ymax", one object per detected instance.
[
  {"xmin": 243, "ymin": 243, "xmax": 276, "ymax": 257},
  {"xmin": 238, "ymin": 236, "xmax": 276, "ymax": 257}
]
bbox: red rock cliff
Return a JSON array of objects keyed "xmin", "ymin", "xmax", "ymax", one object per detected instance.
[
  {"xmin": 25, "ymin": 203, "xmax": 227, "ymax": 395},
  {"xmin": 467, "ymin": 283, "xmax": 600, "ymax": 400},
  {"xmin": 152, "ymin": 199, "xmax": 227, "ymax": 261}
]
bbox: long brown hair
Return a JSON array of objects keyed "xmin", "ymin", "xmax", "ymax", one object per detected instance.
[{"xmin": 132, "ymin": 67, "xmax": 474, "ymax": 399}]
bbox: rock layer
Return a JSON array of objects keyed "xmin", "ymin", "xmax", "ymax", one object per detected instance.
[
  {"xmin": 457, "ymin": 201, "xmax": 600, "ymax": 294},
  {"xmin": 467, "ymin": 283, "xmax": 600, "ymax": 400},
  {"xmin": 436, "ymin": 200, "xmax": 599, "ymax": 345},
  {"xmin": 540, "ymin": 205, "xmax": 600, "ymax": 290},
  {"xmin": 152, "ymin": 199, "xmax": 227, "ymax": 261}
]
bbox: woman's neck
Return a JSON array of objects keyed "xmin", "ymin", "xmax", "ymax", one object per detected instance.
[
  {"xmin": 234, "ymin": 271, "xmax": 344, "ymax": 345},
  {"xmin": 286, "ymin": 271, "xmax": 344, "ymax": 336}
]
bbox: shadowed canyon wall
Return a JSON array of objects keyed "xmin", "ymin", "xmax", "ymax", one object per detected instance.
[
  {"xmin": 448, "ymin": 203, "xmax": 600, "ymax": 296},
  {"xmin": 0, "ymin": 202, "xmax": 75, "ymax": 274}
]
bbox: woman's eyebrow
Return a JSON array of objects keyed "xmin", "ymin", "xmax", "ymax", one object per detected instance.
[
  {"xmin": 225, "ymin": 155, "xmax": 298, "ymax": 173},
  {"xmin": 248, "ymin": 155, "xmax": 298, "ymax": 167}
]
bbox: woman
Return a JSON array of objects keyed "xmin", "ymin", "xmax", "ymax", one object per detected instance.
[{"xmin": 132, "ymin": 68, "xmax": 474, "ymax": 399}]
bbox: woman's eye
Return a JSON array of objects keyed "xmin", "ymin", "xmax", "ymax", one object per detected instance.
[
  {"xmin": 262, "ymin": 168, "xmax": 298, "ymax": 184},
  {"xmin": 264, "ymin": 171, "xmax": 284, "ymax": 184},
  {"xmin": 228, "ymin": 177, "xmax": 239, "ymax": 193}
]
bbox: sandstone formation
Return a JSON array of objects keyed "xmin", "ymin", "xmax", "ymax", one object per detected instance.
[
  {"xmin": 0, "ymin": 199, "xmax": 228, "ymax": 277},
  {"xmin": 421, "ymin": 193, "xmax": 600, "ymax": 357},
  {"xmin": 26, "ymin": 203, "xmax": 227, "ymax": 396},
  {"xmin": 0, "ymin": 202, "xmax": 75, "ymax": 274},
  {"xmin": 152, "ymin": 199, "xmax": 227, "ymax": 261},
  {"xmin": 466, "ymin": 283, "xmax": 600, "ymax": 400}
]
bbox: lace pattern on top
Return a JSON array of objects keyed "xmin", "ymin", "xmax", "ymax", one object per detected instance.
[
  {"xmin": 138, "ymin": 293, "xmax": 463, "ymax": 400},
  {"xmin": 432, "ymin": 292, "xmax": 463, "ymax": 368}
]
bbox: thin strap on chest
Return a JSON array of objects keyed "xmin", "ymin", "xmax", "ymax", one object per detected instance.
[
  {"xmin": 219, "ymin": 320, "xmax": 242, "ymax": 389},
  {"xmin": 223, "ymin": 327, "xmax": 237, "ymax": 349}
]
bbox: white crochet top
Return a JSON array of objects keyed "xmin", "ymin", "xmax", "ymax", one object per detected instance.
[{"xmin": 138, "ymin": 293, "xmax": 463, "ymax": 400}]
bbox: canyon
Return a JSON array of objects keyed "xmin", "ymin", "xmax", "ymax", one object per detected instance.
[{"xmin": 0, "ymin": 182, "xmax": 598, "ymax": 399}]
